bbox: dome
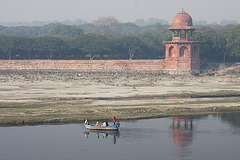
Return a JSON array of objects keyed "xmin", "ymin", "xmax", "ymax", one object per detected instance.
[
  {"xmin": 173, "ymin": 9, "xmax": 193, "ymax": 26},
  {"xmin": 169, "ymin": 9, "xmax": 196, "ymax": 30}
]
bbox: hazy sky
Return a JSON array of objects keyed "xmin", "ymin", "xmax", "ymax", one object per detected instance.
[{"xmin": 0, "ymin": 0, "xmax": 239, "ymax": 23}]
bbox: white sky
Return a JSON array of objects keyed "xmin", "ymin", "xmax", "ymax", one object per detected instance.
[{"xmin": 0, "ymin": 0, "xmax": 239, "ymax": 23}]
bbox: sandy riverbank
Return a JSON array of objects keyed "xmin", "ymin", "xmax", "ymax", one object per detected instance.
[{"xmin": 0, "ymin": 69, "xmax": 239, "ymax": 126}]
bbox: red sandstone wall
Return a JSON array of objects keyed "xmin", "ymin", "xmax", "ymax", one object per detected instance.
[{"xmin": 0, "ymin": 60, "xmax": 166, "ymax": 72}]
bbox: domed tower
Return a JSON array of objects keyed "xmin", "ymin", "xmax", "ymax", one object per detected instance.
[{"xmin": 164, "ymin": 9, "xmax": 201, "ymax": 73}]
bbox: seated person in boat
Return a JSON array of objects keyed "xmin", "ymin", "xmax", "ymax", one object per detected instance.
[
  {"xmin": 85, "ymin": 119, "xmax": 89, "ymax": 125},
  {"xmin": 101, "ymin": 121, "xmax": 107, "ymax": 127},
  {"xmin": 101, "ymin": 121, "xmax": 109, "ymax": 127},
  {"xmin": 95, "ymin": 120, "xmax": 99, "ymax": 126}
]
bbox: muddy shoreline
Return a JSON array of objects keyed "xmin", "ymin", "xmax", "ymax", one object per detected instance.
[{"xmin": 0, "ymin": 70, "xmax": 239, "ymax": 126}]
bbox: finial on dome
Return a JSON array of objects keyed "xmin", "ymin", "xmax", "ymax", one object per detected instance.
[{"xmin": 169, "ymin": 9, "xmax": 195, "ymax": 28}]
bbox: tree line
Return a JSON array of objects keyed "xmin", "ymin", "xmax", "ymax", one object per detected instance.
[
  {"xmin": 0, "ymin": 33, "xmax": 166, "ymax": 60},
  {"xmin": 0, "ymin": 17, "xmax": 239, "ymax": 62}
]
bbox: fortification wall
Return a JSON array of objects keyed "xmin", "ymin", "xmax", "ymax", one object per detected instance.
[{"xmin": 0, "ymin": 60, "xmax": 166, "ymax": 72}]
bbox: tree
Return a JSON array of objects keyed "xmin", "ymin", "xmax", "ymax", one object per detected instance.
[
  {"xmin": 93, "ymin": 16, "xmax": 122, "ymax": 35},
  {"xmin": 0, "ymin": 35, "xmax": 14, "ymax": 60},
  {"xmin": 31, "ymin": 37, "xmax": 67, "ymax": 59},
  {"xmin": 225, "ymin": 24, "xmax": 240, "ymax": 60},
  {"xmin": 49, "ymin": 24, "xmax": 83, "ymax": 36},
  {"xmin": 108, "ymin": 35, "xmax": 150, "ymax": 59},
  {"xmin": 68, "ymin": 34, "xmax": 111, "ymax": 59},
  {"xmin": 212, "ymin": 34, "xmax": 227, "ymax": 62}
]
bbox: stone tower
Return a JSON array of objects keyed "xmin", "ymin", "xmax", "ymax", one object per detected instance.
[{"xmin": 164, "ymin": 9, "xmax": 200, "ymax": 73}]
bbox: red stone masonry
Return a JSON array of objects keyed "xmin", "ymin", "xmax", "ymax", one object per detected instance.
[
  {"xmin": 163, "ymin": 9, "xmax": 201, "ymax": 73},
  {"xmin": 0, "ymin": 59, "xmax": 166, "ymax": 72}
]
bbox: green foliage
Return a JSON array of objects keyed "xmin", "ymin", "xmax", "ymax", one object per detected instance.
[
  {"xmin": 49, "ymin": 24, "xmax": 83, "ymax": 36},
  {"xmin": 0, "ymin": 35, "xmax": 67, "ymax": 59},
  {"xmin": 193, "ymin": 24, "xmax": 237, "ymax": 62},
  {"xmin": 67, "ymin": 34, "xmax": 111, "ymax": 59},
  {"xmin": 0, "ymin": 22, "xmax": 239, "ymax": 62},
  {"xmin": 225, "ymin": 24, "xmax": 240, "ymax": 59},
  {"xmin": 31, "ymin": 36, "xmax": 68, "ymax": 59},
  {"xmin": 0, "ymin": 24, "xmax": 58, "ymax": 36}
]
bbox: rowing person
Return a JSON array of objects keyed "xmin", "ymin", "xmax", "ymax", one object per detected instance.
[{"xmin": 113, "ymin": 116, "xmax": 117, "ymax": 125}]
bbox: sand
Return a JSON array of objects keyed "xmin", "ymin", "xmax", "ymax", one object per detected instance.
[{"xmin": 0, "ymin": 70, "xmax": 239, "ymax": 125}]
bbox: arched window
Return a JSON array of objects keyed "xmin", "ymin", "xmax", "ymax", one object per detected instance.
[
  {"xmin": 180, "ymin": 30, "xmax": 186, "ymax": 39},
  {"xmin": 169, "ymin": 46, "xmax": 174, "ymax": 57},
  {"xmin": 180, "ymin": 46, "xmax": 188, "ymax": 57},
  {"xmin": 192, "ymin": 46, "xmax": 198, "ymax": 57}
]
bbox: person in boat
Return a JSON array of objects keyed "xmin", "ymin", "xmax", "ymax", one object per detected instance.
[
  {"xmin": 85, "ymin": 119, "xmax": 89, "ymax": 124},
  {"xmin": 113, "ymin": 116, "xmax": 117, "ymax": 125},
  {"xmin": 95, "ymin": 120, "xmax": 99, "ymax": 126},
  {"xmin": 101, "ymin": 121, "xmax": 107, "ymax": 127}
]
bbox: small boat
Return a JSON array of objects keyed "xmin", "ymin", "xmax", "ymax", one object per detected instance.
[{"xmin": 84, "ymin": 122, "xmax": 120, "ymax": 131}]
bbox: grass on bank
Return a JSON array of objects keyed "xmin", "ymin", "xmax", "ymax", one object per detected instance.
[{"xmin": 0, "ymin": 96, "xmax": 239, "ymax": 126}]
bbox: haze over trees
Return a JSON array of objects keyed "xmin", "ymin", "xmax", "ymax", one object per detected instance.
[{"xmin": 0, "ymin": 16, "xmax": 239, "ymax": 62}]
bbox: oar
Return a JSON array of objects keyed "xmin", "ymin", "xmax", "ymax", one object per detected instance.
[{"xmin": 116, "ymin": 122, "xmax": 120, "ymax": 131}]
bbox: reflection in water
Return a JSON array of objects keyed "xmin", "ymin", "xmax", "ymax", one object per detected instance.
[
  {"xmin": 170, "ymin": 116, "xmax": 194, "ymax": 158},
  {"xmin": 220, "ymin": 112, "xmax": 240, "ymax": 129},
  {"xmin": 84, "ymin": 130, "xmax": 120, "ymax": 145},
  {"xmin": 84, "ymin": 132, "xmax": 89, "ymax": 138}
]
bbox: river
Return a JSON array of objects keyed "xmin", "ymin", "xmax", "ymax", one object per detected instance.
[{"xmin": 1, "ymin": 112, "xmax": 240, "ymax": 160}]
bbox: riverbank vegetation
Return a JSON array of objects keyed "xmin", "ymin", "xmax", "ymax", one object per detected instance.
[{"xmin": 0, "ymin": 17, "xmax": 240, "ymax": 62}]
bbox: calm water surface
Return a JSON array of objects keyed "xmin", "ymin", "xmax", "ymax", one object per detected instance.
[{"xmin": 1, "ymin": 112, "xmax": 240, "ymax": 160}]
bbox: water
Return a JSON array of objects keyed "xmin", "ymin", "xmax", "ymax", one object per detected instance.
[{"xmin": 0, "ymin": 112, "xmax": 240, "ymax": 160}]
